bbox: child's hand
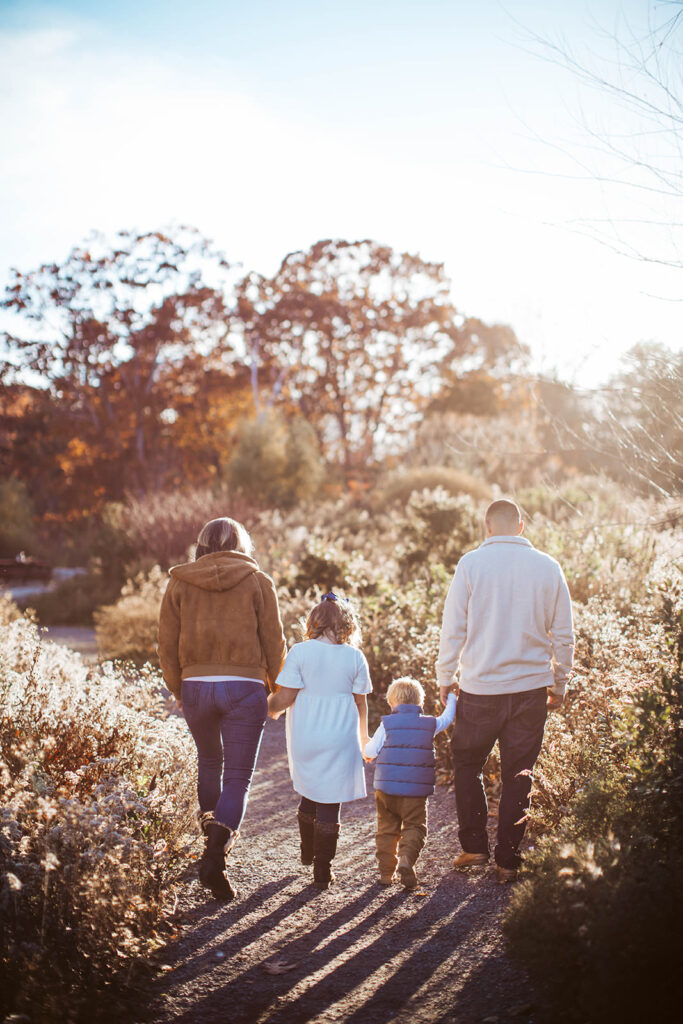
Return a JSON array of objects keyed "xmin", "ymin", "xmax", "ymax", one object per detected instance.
[{"xmin": 362, "ymin": 753, "xmax": 375, "ymax": 763}]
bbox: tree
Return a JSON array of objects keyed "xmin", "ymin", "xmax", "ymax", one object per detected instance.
[
  {"xmin": 234, "ymin": 239, "xmax": 521, "ymax": 474},
  {"xmin": 602, "ymin": 342, "xmax": 683, "ymax": 494},
  {"xmin": 0, "ymin": 227, "xmax": 246, "ymax": 512},
  {"xmin": 523, "ymin": 1, "xmax": 682, "ymax": 271},
  {"xmin": 227, "ymin": 411, "xmax": 327, "ymax": 508}
]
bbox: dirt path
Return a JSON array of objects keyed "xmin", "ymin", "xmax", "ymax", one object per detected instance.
[
  {"xmin": 141, "ymin": 719, "xmax": 538, "ymax": 1024},
  {"xmin": 42, "ymin": 625, "xmax": 98, "ymax": 661}
]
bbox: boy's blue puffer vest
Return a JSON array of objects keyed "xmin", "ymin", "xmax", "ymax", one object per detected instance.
[{"xmin": 374, "ymin": 704, "xmax": 437, "ymax": 797}]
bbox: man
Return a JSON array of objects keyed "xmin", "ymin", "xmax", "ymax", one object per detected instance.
[{"xmin": 437, "ymin": 498, "xmax": 574, "ymax": 882}]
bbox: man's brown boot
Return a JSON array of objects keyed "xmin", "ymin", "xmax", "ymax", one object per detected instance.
[{"xmin": 453, "ymin": 851, "xmax": 489, "ymax": 869}]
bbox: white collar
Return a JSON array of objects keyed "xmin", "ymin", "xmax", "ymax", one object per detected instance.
[{"xmin": 480, "ymin": 536, "xmax": 533, "ymax": 548}]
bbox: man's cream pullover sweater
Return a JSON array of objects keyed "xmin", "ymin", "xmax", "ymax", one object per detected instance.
[{"xmin": 436, "ymin": 535, "xmax": 574, "ymax": 696}]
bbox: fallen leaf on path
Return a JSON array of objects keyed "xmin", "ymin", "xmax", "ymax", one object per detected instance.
[{"xmin": 263, "ymin": 957, "xmax": 299, "ymax": 975}]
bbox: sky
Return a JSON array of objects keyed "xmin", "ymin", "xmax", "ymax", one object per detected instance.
[{"xmin": 0, "ymin": 0, "xmax": 681, "ymax": 385}]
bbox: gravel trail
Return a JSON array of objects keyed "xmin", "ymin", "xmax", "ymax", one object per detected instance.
[{"xmin": 141, "ymin": 718, "xmax": 539, "ymax": 1024}]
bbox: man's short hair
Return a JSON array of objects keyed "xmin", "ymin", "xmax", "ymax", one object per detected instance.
[
  {"xmin": 485, "ymin": 499, "xmax": 521, "ymax": 529},
  {"xmin": 387, "ymin": 676, "xmax": 425, "ymax": 708}
]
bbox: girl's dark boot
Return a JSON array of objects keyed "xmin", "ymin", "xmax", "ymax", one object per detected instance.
[
  {"xmin": 198, "ymin": 815, "xmax": 238, "ymax": 900},
  {"xmin": 313, "ymin": 821, "xmax": 340, "ymax": 889},
  {"xmin": 297, "ymin": 809, "xmax": 316, "ymax": 866}
]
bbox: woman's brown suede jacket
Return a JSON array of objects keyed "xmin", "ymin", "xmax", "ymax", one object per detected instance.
[{"xmin": 157, "ymin": 551, "xmax": 287, "ymax": 699}]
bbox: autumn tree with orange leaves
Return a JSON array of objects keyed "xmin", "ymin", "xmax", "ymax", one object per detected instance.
[
  {"xmin": 234, "ymin": 239, "xmax": 525, "ymax": 475},
  {"xmin": 1, "ymin": 229, "xmax": 531, "ymax": 522},
  {"xmin": 0, "ymin": 227, "xmax": 250, "ymax": 517}
]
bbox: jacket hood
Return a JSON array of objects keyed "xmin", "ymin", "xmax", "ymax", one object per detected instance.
[{"xmin": 169, "ymin": 551, "xmax": 260, "ymax": 592}]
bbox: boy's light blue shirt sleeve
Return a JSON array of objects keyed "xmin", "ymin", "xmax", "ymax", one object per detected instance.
[
  {"xmin": 434, "ymin": 692, "xmax": 456, "ymax": 735},
  {"xmin": 364, "ymin": 723, "xmax": 386, "ymax": 758},
  {"xmin": 365, "ymin": 695, "xmax": 456, "ymax": 757}
]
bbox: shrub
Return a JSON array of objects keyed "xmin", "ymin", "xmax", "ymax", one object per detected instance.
[
  {"xmin": 396, "ymin": 488, "xmax": 480, "ymax": 579},
  {"xmin": 516, "ymin": 474, "xmax": 635, "ymax": 523},
  {"xmin": 26, "ymin": 569, "xmax": 122, "ymax": 626},
  {"xmin": 94, "ymin": 566, "xmax": 168, "ymax": 664},
  {"xmin": 0, "ymin": 477, "xmax": 38, "ymax": 558},
  {"xmin": 503, "ymin": 576, "xmax": 683, "ymax": 1024},
  {"xmin": 376, "ymin": 465, "xmax": 490, "ymax": 507},
  {"xmin": 0, "ymin": 609, "xmax": 197, "ymax": 1021},
  {"xmin": 410, "ymin": 409, "xmax": 542, "ymax": 491},
  {"xmin": 0, "ymin": 593, "xmax": 21, "ymax": 623},
  {"xmin": 522, "ymin": 513, "xmax": 662, "ymax": 609},
  {"xmin": 105, "ymin": 486, "xmax": 257, "ymax": 571},
  {"xmin": 227, "ymin": 412, "xmax": 327, "ymax": 508}
]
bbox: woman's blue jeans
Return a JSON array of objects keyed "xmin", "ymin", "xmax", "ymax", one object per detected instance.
[{"xmin": 181, "ymin": 679, "xmax": 268, "ymax": 831}]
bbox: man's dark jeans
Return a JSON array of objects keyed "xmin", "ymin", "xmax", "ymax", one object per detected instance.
[
  {"xmin": 451, "ymin": 687, "xmax": 548, "ymax": 869},
  {"xmin": 181, "ymin": 679, "xmax": 268, "ymax": 831}
]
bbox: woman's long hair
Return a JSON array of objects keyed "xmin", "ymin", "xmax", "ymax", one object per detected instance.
[{"xmin": 195, "ymin": 517, "xmax": 254, "ymax": 559}]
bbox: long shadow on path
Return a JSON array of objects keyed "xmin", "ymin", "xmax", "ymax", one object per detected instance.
[{"xmin": 141, "ymin": 716, "xmax": 533, "ymax": 1024}]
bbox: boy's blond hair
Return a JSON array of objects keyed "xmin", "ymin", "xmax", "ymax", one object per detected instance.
[{"xmin": 387, "ymin": 676, "xmax": 425, "ymax": 708}]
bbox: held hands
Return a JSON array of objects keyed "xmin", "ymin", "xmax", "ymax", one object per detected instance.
[
  {"xmin": 439, "ymin": 683, "xmax": 459, "ymax": 707},
  {"xmin": 546, "ymin": 688, "xmax": 564, "ymax": 710},
  {"xmin": 361, "ymin": 732, "xmax": 374, "ymax": 763}
]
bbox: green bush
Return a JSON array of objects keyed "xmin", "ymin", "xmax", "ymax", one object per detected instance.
[
  {"xmin": 27, "ymin": 569, "xmax": 122, "ymax": 626},
  {"xmin": 396, "ymin": 488, "xmax": 480, "ymax": 579},
  {"xmin": 94, "ymin": 566, "xmax": 168, "ymax": 664},
  {"xmin": 360, "ymin": 574, "xmax": 450, "ymax": 765},
  {"xmin": 376, "ymin": 465, "xmax": 490, "ymax": 507},
  {"xmin": 0, "ymin": 477, "xmax": 38, "ymax": 558},
  {"xmin": 504, "ymin": 578, "xmax": 683, "ymax": 1024},
  {"xmin": 227, "ymin": 412, "xmax": 327, "ymax": 508}
]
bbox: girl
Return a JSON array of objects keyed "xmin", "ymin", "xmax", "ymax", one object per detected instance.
[{"xmin": 268, "ymin": 593, "xmax": 371, "ymax": 888}]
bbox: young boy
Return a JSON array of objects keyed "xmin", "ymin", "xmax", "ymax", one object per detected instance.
[{"xmin": 364, "ymin": 677, "xmax": 456, "ymax": 889}]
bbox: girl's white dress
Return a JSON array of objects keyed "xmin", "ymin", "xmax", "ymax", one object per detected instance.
[{"xmin": 278, "ymin": 638, "xmax": 372, "ymax": 803}]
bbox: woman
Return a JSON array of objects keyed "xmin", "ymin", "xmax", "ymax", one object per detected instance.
[{"xmin": 158, "ymin": 517, "xmax": 286, "ymax": 900}]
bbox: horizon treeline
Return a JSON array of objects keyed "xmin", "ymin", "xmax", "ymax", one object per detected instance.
[{"xmin": 0, "ymin": 226, "xmax": 681, "ymax": 546}]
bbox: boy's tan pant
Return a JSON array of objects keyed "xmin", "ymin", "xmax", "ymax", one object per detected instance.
[{"xmin": 375, "ymin": 791, "xmax": 428, "ymax": 877}]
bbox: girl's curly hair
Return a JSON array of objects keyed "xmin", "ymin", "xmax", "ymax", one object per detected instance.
[{"xmin": 305, "ymin": 595, "xmax": 362, "ymax": 646}]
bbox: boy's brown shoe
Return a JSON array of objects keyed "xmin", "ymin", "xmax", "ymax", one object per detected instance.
[
  {"xmin": 398, "ymin": 855, "xmax": 418, "ymax": 890},
  {"xmin": 379, "ymin": 873, "xmax": 396, "ymax": 886},
  {"xmin": 496, "ymin": 865, "xmax": 518, "ymax": 884},
  {"xmin": 453, "ymin": 851, "xmax": 489, "ymax": 869}
]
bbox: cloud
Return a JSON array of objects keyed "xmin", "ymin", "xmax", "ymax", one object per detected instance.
[
  {"xmin": 0, "ymin": 22, "xmax": 417, "ymax": 273},
  {"xmin": 0, "ymin": 20, "xmax": 678, "ymax": 386}
]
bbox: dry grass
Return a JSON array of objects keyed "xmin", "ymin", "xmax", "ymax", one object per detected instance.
[
  {"xmin": 2, "ymin": 478, "xmax": 681, "ymax": 1021},
  {"xmin": 0, "ymin": 598, "xmax": 197, "ymax": 1021}
]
